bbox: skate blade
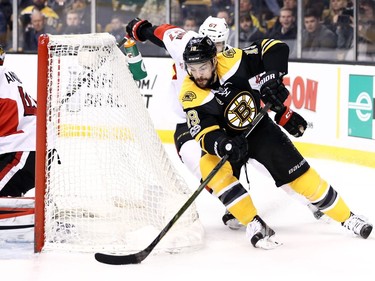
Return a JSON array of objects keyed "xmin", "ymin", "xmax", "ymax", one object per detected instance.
[
  {"xmin": 255, "ymin": 235, "xmax": 283, "ymax": 250},
  {"xmin": 319, "ymin": 215, "xmax": 332, "ymax": 224},
  {"xmin": 226, "ymin": 220, "xmax": 244, "ymax": 230}
]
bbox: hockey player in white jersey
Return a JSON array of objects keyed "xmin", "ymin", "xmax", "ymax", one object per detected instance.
[
  {"xmin": 0, "ymin": 45, "xmax": 36, "ymax": 197},
  {"xmin": 125, "ymin": 16, "xmax": 325, "ymax": 229}
]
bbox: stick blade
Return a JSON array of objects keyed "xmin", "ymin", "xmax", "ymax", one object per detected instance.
[{"xmin": 94, "ymin": 252, "xmax": 143, "ymax": 265}]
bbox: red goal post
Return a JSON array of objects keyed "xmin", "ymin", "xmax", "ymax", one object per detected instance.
[{"xmin": 35, "ymin": 33, "xmax": 204, "ymax": 254}]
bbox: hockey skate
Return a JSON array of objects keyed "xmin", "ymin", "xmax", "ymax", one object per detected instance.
[
  {"xmin": 222, "ymin": 210, "xmax": 243, "ymax": 230},
  {"xmin": 342, "ymin": 212, "xmax": 373, "ymax": 239},
  {"xmin": 246, "ymin": 215, "xmax": 282, "ymax": 250}
]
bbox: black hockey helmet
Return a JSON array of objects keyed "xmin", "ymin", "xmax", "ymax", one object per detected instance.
[{"xmin": 183, "ymin": 36, "xmax": 217, "ymax": 64}]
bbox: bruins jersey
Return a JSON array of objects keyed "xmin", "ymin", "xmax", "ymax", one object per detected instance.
[{"xmin": 180, "ymin": 39, "xmax": 289, "ymax": 154}]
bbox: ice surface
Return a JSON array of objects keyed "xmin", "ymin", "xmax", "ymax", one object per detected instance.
[{"xmin": 1, "ymin": 144, "xmax": 374, "ymax": 281}]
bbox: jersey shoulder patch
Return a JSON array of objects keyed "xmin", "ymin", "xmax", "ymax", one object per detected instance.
[
  {"xmin": 179, "ymin": 76, "xmax": 212, "ymax": 109},
  {"xmin": 217, "ymin": 48, "xmax": 243, "ymax": 80}
]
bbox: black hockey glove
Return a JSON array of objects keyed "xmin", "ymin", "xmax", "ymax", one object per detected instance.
[
  {"xmin": 214, "ymin": 135, "xmax": 248, "ymax": 163},
  {"xmin": 259, "ymin": 71, "xmax": 289, "ymax": 113},
  {"xmin": 275, "ymin": 106, "xmax": 307, "ymax": 137},
  {"xmin": 126, "ymin": 18, "xmax": 152, "ymax": 42}
]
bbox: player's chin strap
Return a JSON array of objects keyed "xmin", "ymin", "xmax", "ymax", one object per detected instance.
[{"xmin": 94, "ymin": 103, "xmax": 272, "ymax": 265}]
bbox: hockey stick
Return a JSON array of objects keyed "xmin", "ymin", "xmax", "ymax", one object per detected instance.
[{"xmin": 94, "ymin": 102, "xmax": 272, "ymax": 265}]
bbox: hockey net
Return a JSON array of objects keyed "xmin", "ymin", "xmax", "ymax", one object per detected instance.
[{"xmin": 35, "ymin": 33, "xmax": 204, "ymax": 254}]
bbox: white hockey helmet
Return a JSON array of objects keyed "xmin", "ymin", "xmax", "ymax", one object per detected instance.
[
  {"xmin": 0, "ymin": 45, "xmax": 4, "ymax": 66},
  {"xmin": 199, "ymin": 16, "xmax": 229, "ymax": 46}
]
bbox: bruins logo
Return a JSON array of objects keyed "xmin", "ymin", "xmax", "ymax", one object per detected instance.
[
  {"xmin": 224, "ymin": 91, "xmax": 257, "ymax": 130},
  {"xmin": 181, "ymin": 91, "xmax": 197, "ymax": 102},
  {"xmin": 222, "ymin": 48, "xmax": 236, "ymax": 58}
]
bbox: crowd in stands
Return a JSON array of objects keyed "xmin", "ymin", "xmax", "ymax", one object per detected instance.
[{"xmin": 1, "ymin": 0, "xmax": 375, "ymax": 61}]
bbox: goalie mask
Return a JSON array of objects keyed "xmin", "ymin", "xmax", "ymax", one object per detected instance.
[
  {"xmin": 199, "ymin": 16, "xmax": 229, "ymax": 52},
  {"xmin": 0, "ymin": 45, "xmax": 4, "ymax": 66}
]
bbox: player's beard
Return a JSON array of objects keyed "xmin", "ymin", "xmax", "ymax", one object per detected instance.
[{"xmin": 193, "ymin": 71, "xmax": 217, "ymax": 89}]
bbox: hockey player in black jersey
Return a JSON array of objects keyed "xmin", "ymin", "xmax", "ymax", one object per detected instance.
[
  {"xmin": 125, "ymin": 17, "xmax": 327, "ymax": 232},
  {"xmin": 177, "ymin": 36, "xmax": 372, "ymax": 249}
]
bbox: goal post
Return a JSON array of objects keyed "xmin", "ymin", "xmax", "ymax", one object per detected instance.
[
  {"xmin": 35, "ymin": 33, "xmax": 49, "ymax": 252},
  {"xmin": 35, "ymin": 33, "xmax": 204, "ymax": 254}
]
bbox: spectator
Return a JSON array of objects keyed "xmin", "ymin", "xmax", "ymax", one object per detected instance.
[
  {"xmin": 23, "ymin": 9, "xmax": 47, "ymax": 52},
  {"xmin": 107, "ymin": 14, "xmax": 126, "ymax": 43},
  {"xmin": 19, "ymin": 0, "xmax": 33, "ymax": 10},
  {"xmin": 238, "ymin": 13, "xmax": 265, "ymax": 48},
  {"xmin": 96, "ymin": 0, "xmax": 115, "ymax": 31},
  {"xmin": 267, "ymin": 7, "xmax": 297, "ymax": 56},
  {"xmin": 304, "ymin": 0, "xmax": 327, "ymax": 20},
  {"xmin": 251, "ymin": 0, "xmax": 281, "ymax": 21},
  {"xmin": 240, "ymin": 0, "xmax": 266, "ymax": 33},
  {"xmin": 282, "ymin": 0, "xmax": 296, "ymax": 16},
  {"xmin": 134, "ymin": 0, "xmax": 173, "ymax": 56},
  {"xmin": 216, "ymin": 8, "xmax": 234, "ymax": 28},
  {"xmin": 67, "ymin": 0, "xmax": 90, "ymax": 32},
  {"xmin": 216, "ymin": 8, "xmax": 235, "ymax": 46},
  {"xmin": 302, "ymin": 8, "xmax": 337, "ymax": 58},
  {"xmin": 47, "ymin": 0, "xmax": 74, "ymax": 19},
  {"xmin": 0, "ymin": 45, "xmax": 36, "ymax": 197},
  {"xmin": 333, "ymin": 0, "xmax": 354, "ymax": 50},
  {"xmin": 180, "ymin": 0, "xmax": 211, "ymax": 26},
  {"xmin": 210, "ymin": 0, "xmax": 233, "ymax": 17},
  {"xmin": 357, "ymin": 0, "xmax": 375, "ymax": 60},
  {"xmin": 0, "ymin": 10, "xmax": 7, "ymax": 48},
  {"xmin": 104, "ymin": 0, "xmax": 146, "ymax": 32},
  {"xmin": 322, "ymin": 0, "xmax": 349, "ymax": 32},
  {"xmin": 59, "ymin": 9, "xmax": 89, "ymax": 34},
  {"xmin": 138, "ymin": 0, "xmax": 168, "ymax": 26},
  {"xmin": 267, "ymin": 0, "xmax": 297, "ymax": 31},
  {"xmin": 20, "ymin": 0, "xmax": 60, "ymax": 33},
  {"xmin": 183, "ymin": 16, "xmax": 198, "ymax": 32},
  {"xmin": 0, "ymin": 0, "xmax": 12, "ymax": 48},
  {"xmin": 267, "ymin": 7, "xmax": 296, "ymax": 40}
]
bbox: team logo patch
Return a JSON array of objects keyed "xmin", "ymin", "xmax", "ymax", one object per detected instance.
[
  {"xmin": 222, "ymin": 48, "xmax": 236, "ymax": 58},
  {"xmin": 225, "ymin": 91, "xmax": 257, "ymax": 130},
  {"xmin": 181, "ymin": 91, "xmax": 197, "ymax": 102}
]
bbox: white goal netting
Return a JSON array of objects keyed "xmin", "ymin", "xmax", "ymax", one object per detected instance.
[{"xmin": 37, "ymin": 33, "xmax": 204, "ymax": 254}]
